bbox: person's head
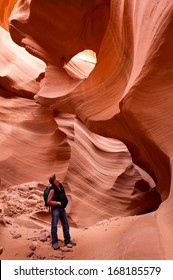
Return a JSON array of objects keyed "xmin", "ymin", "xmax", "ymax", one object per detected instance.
[
  {"xmin": 49, "ymin": 174, "xmax": 56, "ymax": 185},
  {"xmin": 49, "ymin": 174, "xmax": 59, "ymax": 186}
]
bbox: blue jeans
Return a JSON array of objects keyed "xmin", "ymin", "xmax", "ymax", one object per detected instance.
[{"xmin": 51, "ymin": 207, "xmax": 71, "ymax": 245}]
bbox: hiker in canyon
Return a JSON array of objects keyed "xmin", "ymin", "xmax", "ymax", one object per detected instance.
[{"xmin": 47, "ymin": 174, "xmax": 76, "ymax": 250}]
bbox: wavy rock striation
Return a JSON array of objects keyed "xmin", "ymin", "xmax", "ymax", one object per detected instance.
[{"xmin": 0, "ymin": 0, "xmax": 172, "ymax": 259}]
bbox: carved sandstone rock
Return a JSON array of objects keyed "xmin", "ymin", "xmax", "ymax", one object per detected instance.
[{"xmin": 0, "ymin": 0, "xmax": 173, "ymax": 259}]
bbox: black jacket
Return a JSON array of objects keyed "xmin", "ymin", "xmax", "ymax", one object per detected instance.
[{"xmin": 50, "ymin": 183, "xmax": 68, "ymax": 208}]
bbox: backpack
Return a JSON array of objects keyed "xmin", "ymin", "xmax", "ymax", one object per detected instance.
[{"xmin": 43, "ymin": 186, "xmax": 51, "ymax": 210}]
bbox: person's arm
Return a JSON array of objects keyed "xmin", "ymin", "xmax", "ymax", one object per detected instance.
[{"xmin": 47, "ymin": 189, "xmax": 61, "ymax": 206}]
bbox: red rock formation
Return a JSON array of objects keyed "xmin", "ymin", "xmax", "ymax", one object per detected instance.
[{"xmin": 0, "ymin": 0, "xmax": 173, "ymax": 259}]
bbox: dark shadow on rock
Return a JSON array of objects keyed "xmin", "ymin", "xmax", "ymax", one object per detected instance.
[{"xmin": 129, "ymin": 179, "xmax": 162, "ymax": 215}]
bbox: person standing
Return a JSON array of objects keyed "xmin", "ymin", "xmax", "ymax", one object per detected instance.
[{"xmin": 47, "ymin": 174, "xmax": 76, "ymax": 250}]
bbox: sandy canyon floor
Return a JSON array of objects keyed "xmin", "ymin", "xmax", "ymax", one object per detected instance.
[{"xmin": 0, "ymin": 181, "xmax": 140, "ymax": 260}]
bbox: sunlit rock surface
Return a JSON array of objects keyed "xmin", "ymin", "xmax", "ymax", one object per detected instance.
[{"xmin": 0, "ymin": 0, "xmax": 173, "ymax": 259}]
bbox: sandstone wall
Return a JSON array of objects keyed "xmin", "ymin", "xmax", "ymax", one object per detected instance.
[{"xmin": 0, "ymin": 0, "xmax": 173, "ymax": 259}]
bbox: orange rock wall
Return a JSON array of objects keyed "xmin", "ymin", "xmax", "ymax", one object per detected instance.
[
  {"xmin": 0, "ymin": 0, "xmax": 173, "ymax": 259},
  {"xmin": 0, "ymin": 0, "xmax": 17, "ymax": 30}
]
